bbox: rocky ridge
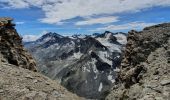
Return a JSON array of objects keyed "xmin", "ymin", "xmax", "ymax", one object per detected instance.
[{"xmin": 106, "ymin": 23, "xmax": 170, "ymax": 100}]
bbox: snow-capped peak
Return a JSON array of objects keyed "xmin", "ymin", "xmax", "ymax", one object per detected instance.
[{"xmin": 113, "ymin": 33, "xmax": 127, "ymax": 44}]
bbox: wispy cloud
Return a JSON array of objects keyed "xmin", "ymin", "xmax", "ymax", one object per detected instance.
[
  {"xmin": 75, "ymin": 16, "xmax": 119, "ymax": 25},
  {"xmin": 92, "ymin": 22, "xmax": 157, "ymax": 31}
]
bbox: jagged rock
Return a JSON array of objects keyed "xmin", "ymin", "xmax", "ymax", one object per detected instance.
[
  {"xmin": 0, "ymin": 21, "xmax": 37, "ymax": 71},
  {"xmin": 106, "ymin": 23, "xmax": 170, "ymax": 100}
]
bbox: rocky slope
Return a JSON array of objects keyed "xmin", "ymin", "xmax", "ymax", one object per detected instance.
[
  {"xmin": 24, "ymin": 31, "xmax": 127, "ymax": 99},
  {"xmin": 0, "ymin": 18, "xmax": 82, "ymax": 100},
  {"xmin": 106, "ymin": 23, "xmax": 170, "ymax": 100},
  {"xmin": 0, "ymin": 62, "xmax": 83, "ymax": 100}
]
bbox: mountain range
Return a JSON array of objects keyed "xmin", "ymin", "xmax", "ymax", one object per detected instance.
[{"xmin": 24, "ymin": 31, "xmax": 127, "ymax": 99}]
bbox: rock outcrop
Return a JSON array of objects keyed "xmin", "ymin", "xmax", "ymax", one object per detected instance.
[
  {"xmin": 0, "ymin": 20, "xmax": 37, "ymax": 71},
  {"xmin": 106, "ymin": 23, "xmax": 170, "ymax": 100}
]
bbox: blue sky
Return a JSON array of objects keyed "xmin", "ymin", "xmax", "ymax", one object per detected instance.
[{"xmin": 0, "ymin": 0, "xmax": 170, "ymax": 41}]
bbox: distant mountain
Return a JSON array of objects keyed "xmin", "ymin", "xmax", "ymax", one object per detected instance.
[{"xmin": 24, "ymin": 31, "xmax": 127, "ymax": 99}]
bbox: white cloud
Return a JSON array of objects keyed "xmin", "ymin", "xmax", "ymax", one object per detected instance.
[
  {"xmin": 22, "ymin": 30, "xmax": 48, "ymax": 42},
  {"xmin": 1, "ymin": 0, "xmax": 170, "ymax": 24},
  {"xmin": 75, "ymin": 16, "xmax": 119, "ymax": 25},
  {"xmin": 0, "ymin": 0, "xmax": 28, "ymax": 9},
  {"xmin": 40, "ymin": 0, "xmax": 170, "ymax": 24},
  {"xmin": 93, "ymin": 22, "xmax": 157, "ymax": 31},
  {"xmin": 0, "ymin": 0, "xmax": 44, "ymax": 8},
  {"xmin": 22, "ymin": 35, "xmax": 40, "ymax": 42}
]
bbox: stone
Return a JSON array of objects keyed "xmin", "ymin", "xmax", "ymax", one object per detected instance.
[
  {"xmin": 25, "ymin": 74, "xmax": 34, "ymax": 79},
  {"xmin": 160, "ymin": 79, "xmax": 170, "ymax": 86},
  {"xmin": 0, "ymin": 89, "xmax": 4, "ymax": 93},
  {"xmin": 33, "ymin": 79, "xmax": 38, "ymax": 83}
]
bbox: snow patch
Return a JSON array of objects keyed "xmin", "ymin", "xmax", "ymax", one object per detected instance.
[
  {"xmin": 88, "ymin": 50, "xmax": 93, "ymax": 54},
  {"xmin": 82, "ymin": 58, "xmax": 98, "ymax": 73},
  {"xmin": 114, "ymin": 67, "xmax": 120, "ymax": 72},
  {"xmin": 71, "ymin": 34, "xmax": 86, "ymax": 39},
  {"xmin": 73, "ymin": 51, "xmax": 83, "ymax": 59},
  {"xmin": 105, "ymin": 33, "xmax": 112, "ymax": 39},
  {"xmin": 96, "ymin": 37, "xmax": 121, "ymax": 52},
  {"xmin": 94, "ymin": 75, "xmax": 97, "ymax": 79},
  {"xmin": 63, "ymin": 42, "xmax": 74, "ymax": 48},
  {"xmin": 39, "ymin": 36, "xmax": 56, "ymax": 44},
  {"xmin": 98, "ymin": 51, "xmax": 112, "ymax": 65},
  {"xmin": 91, "ymin": 58, "xmax": 98, "ymax": 73},
  {"xmin": 114, "ymin": 34, "xmax": 127, "ymax": 44},
  {"xmin": 117, "ymin": 55, "xmax": 120, "ymax": 58},
  {"xmin": 108, "ymin": 75, "xmax": 115, "ymax": 83},
  {"xmin": 47, "ymin": 43, "xmax": 59, "ymax": 49},
  {"xmin": 82, "ymin": 65, "xmax": 90, "ymax": 72},
  {"xmin": 98, "ymin": 82, "xmax": 103, "ymax": 92}
]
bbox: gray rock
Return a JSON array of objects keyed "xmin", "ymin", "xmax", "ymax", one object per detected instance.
[{"xmin": 106, "ymin": 23, "xmax": 170, "ymax": 100}]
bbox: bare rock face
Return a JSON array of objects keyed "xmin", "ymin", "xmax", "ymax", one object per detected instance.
[
  {"xmin": 0, "ymin": 22, "xmax": 37, "ymax": 71},
  {"xmin": 106, "ymin": 23, "xmax": 170, "ymax": 100}
]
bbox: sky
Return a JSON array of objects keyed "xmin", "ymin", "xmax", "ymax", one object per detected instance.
[{"xmin": 0, "ymin": 0, "xmax": 170, "ymax": 42}]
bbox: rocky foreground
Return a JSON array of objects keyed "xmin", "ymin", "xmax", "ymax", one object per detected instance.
[
  {"xmin": 106, "ymin": 23, "xmax": 170, "ymax": 100},
  {"xmin": 0, "ymin": 62, "xmax": 82, "ymax": 100}
]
